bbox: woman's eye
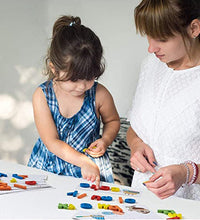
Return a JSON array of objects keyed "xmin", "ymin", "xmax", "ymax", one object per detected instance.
[{"xmin": 155, "ymin": 39, "xmax": 167, "ymax": 42}]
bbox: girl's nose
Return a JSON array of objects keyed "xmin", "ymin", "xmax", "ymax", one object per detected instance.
[{"xmin": 77, "ymin": 81, "xmax": 86, "ymax": 90}]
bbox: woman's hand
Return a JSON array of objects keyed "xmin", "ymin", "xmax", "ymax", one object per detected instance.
[
  {"xmin": 85, "ymin": 139, "xmax": 107, "ymax": 158},
  {"xmin": 144, "ymin": 164, "xmax": 186, "ymax": 199},
  {"xmin": 127, "ymin": 126, "xmax": 156, "ymax": 173},
  {"xmin": 81, "ymin": 158, "xmax": 100, "ymax": 188},
  {"xmin": 130, "ymin": 141, "xmax": 157, "ymax": 173}
]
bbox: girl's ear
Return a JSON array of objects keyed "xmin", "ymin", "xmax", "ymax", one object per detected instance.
[
  {"xmin": 49, "ymin": 62, "xmax": 56, "ymax": 73},
  {"xmin": 189, "ymin": 19, "xmax": 200, "ymax": 38}
]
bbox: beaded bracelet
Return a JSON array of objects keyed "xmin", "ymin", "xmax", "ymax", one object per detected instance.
[
  {"xmin": 181, "ymin": 162, "xmax": 190, "ymax": 185},
  {"xmin": 185, "ymin": 161, "xmax": 198, "ymax": 185},
  {"xmin": 193, "ymin": 162, "xmax": 199, "ymax": 183}
]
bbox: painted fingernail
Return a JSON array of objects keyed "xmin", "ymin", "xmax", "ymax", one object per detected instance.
[
  {"xmin": 153, "ymin": 161, "xmax": 158, "ymax": 166},
  {"xmin": 142, "ymin": 181, "xmax": 150, "ymax": 186}
]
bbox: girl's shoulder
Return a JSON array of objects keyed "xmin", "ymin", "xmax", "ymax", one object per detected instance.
[
  {"xmin": 32, "ymin": 86, "xmax": 46, "ymax": 108},
  {"xmin": 95, "ymin": 82, "xmax": 114, "ymax": 107},
  {"xmin": 33, "ymin": 80, "xmax": 52, "ymax": 102},
  {"xmin": 86, "ymin": 81, "xmax": 108, "ymax": 98},
  {"xmin": 96, "ymin": 82, "xmax": 111, "ymax": 96},
  {"xmin": 39, "ymin": 80, "xmax": 52, "ymax": 91}
]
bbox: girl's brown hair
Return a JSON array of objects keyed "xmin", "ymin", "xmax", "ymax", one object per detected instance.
[
  {"xmin": 134, "ymin": 0, "xmax": 200, "ymax": 42},
  {"xmin": 45, "ymin": 15, "xmax": 105, "ymax": 82}
]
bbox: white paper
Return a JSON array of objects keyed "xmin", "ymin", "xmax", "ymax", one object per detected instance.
[{"xmin": 0, "ymin": 173, "xmax": 52, "ymax": 195}]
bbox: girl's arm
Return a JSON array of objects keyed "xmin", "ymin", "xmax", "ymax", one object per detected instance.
[
  {"xmin": 32, "ymin": 87, "xmax": 100, "ymax": 186},
  {"xmin": 95, "ymin": 83, "xmax": 120, "ymax": 147}
]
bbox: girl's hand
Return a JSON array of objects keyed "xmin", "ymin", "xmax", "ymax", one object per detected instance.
[
  {"xmin": 144, "ymin": 164, "xmax": 186, "ymax": 199},
  {"xmin": 81, "ymin": 159, "xmax": 100, "ymax": 188},
  {"xmin": 86, "ymin": 139, "xmax": 107, "ymax": 158},
  {"xmin": 130, "ymin": 142, "xmax": 157, "ymax": 173}
]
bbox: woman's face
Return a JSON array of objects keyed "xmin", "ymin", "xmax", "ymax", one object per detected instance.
[{"xmin": 147, "ymin": 34, "xmax": 188, "ymax": 65}]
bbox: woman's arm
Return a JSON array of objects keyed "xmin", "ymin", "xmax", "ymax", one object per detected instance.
[
  {"xmin": 195, "ymin": 164, "xmax": 200, "ymax": 184},
  {"xmin": 126, "ymin": 126, "xmax": 156, "ymax": 173},
  {"xmin": 145, "ymin": 162, "xmax": 200, "ymax": 199},
  {"xmin": 126, "ymin": 126, "xmax": 143, "ymax": 149}
]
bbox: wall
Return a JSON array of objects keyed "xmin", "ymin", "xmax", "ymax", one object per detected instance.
[{"xmin": 0, "ymin": 0, "xmax": 147, "ymax": 164}]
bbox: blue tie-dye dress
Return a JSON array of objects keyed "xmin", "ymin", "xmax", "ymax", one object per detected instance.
[{"xmin": 28, "ymin": 80, "xmax": 114, "ymax": 183}]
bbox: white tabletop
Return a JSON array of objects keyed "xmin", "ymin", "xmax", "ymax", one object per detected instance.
[{"xmin": 0, "ymin": 160, "xmax": 199, "ymax": 219}]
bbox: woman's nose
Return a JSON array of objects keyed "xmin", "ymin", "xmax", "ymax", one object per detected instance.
[{"xmin": 148, "ymin": 38, "xmax": 159, "ymax": 53}]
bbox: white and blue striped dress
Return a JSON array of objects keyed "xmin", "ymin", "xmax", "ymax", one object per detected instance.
[{"xmin": 28, "ymin": 80, "xmax": 114, "ymax": 183}]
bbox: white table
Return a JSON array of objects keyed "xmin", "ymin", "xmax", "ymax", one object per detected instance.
[{"xmin": 0, "ymin": 160, "xmax": 199, "ymax": 219}]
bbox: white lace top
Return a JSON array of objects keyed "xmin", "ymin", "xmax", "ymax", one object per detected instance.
[{"xmin": 128, "ymin": 53, "xmax": 200, "ymax": 200}]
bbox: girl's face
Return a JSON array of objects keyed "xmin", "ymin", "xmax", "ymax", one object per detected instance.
[
  {"xmin": 147, "ymin": 34, "xmax": 188, "ymax": 66},
  {"xmin": 57, "ymin": 75, "xmax": 95, "ymax": 97},
  {"xmin": 50, "ymin": 64, "xmax": 95, "ymax": 97}
]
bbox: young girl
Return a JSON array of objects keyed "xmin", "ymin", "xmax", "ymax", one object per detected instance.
[
  {"xmin": 127, "ymin": 0, "xmax": 200, "ymax": 200},
  {"xmin": 28, "ymin": 15, "xmax": 120, "ymax": 188}
]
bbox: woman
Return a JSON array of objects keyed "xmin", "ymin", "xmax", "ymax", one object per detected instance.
[{"xmin": 127, "ymin": 0, "xmax": 200, "ymax": 200}]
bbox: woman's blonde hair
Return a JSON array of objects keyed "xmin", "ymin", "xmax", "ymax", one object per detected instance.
[{"xmin": 134, "ymin": 0, "xmax": 200, "ymax": 42}]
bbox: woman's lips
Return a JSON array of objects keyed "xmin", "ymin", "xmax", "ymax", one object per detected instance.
[{"xmin": 155, "ymin": 54, "xmax": 164, "ymax": 59}]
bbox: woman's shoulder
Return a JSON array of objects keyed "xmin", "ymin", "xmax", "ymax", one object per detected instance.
[
  {"xmin": 141, "ymin": 53, "xmax": 167, "ymax": 76},
  {"xmin": 142, "ymin": 53, "xmax": 160, "ymax": 67}
]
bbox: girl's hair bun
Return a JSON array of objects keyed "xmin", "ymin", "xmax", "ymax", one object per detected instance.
[{"xmin": 52, "ymin": 15, "xmax": 81, "ymax": 37}]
